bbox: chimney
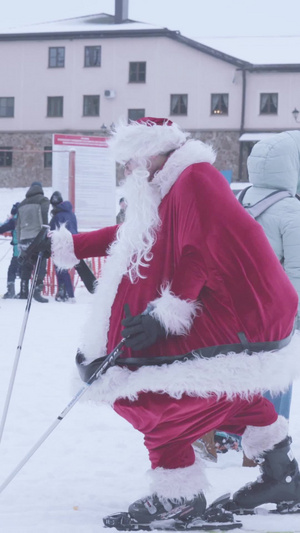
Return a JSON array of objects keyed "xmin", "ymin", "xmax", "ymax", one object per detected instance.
[{"xmin": 115, "ymin": 0, "xmax": 129, "ymax": 24}]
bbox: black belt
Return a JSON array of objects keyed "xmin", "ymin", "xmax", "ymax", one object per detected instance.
[
  {"xmin": 118, "ymin": 328, "xmax": 294, "ymax": 367},
  {"xmin": 76, "ymin": 328, "xmax": 294, "ymax": 382}
]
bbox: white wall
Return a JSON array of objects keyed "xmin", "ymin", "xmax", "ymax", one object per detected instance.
[
  {"xmin": 245, "ymin": 71, "xmax": 300, "ymax": 130},
  {"xmin": 0, "ymin": 35, "xmax": 299, "ymax": 132},
  {"xmin": 0, "ymin": 37, "xmax": 241, "ymax": 131}
]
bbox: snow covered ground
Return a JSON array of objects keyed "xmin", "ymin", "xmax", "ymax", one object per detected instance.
[{"xmin": 0, "ymin": 188, "xmax": 300, "ymax": 533}]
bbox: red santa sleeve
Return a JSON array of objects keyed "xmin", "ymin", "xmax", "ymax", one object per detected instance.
[
  {"xmin": 51, "ymin": 224, "xmax": 118, "ymax": 269},
  {"xmin": 149, "ymin": 163, "xmax": 231, "ymax": 336}
]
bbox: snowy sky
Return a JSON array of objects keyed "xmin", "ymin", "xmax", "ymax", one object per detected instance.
[{"xmin": 1, "ymin": 0, "xmax": 300, "ymax": 37}]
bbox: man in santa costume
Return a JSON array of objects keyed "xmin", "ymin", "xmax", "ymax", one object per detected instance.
[{"xmin": 48, "ymin": 117, "xmax": 300, "ymax": 526}]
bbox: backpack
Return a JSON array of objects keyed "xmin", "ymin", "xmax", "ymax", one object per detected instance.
[
  {"xmin": 18, "ymin": 203, "xmax": 43, "ymax": 241},
  {"xmin": 238, "ymin": 186, "xmax": 293, "ymax": 218}
]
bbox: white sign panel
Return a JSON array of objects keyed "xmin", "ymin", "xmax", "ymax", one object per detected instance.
[{"xmin": 52, "ymin": 134, "xmax": 116, "ymax": 231}]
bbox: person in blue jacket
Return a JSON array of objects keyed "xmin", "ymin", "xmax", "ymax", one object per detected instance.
[
  {"xmin": 49, "ymin": 191, "xmax": 78, "ymax": 302},
  {"xmin": 0, "ymin": 202, "xmax": 20, "ymax": 298},
  {"xmin": 243, "ymin": 130, "xmax": 300, "ymax": 422}
]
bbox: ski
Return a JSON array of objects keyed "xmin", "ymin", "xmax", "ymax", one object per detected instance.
[
  {"xmin": 103, "ymin": 512, "xmax": 242, "ymax": 531},
  {"xmin": 74, "ymin": 259, "xmax": 97, "ymax": 293},
  {"xmin": 103, "ymin": 494, "xmax": 242, "ymax": 531}
]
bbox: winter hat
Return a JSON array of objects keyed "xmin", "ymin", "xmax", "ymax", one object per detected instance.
[
  {"xmin": 109, "ymin": 117, "xmax": 189, "ymax": 164},
  {"xmin": 31, "ymin": 181, "xmax": 42, "ymax": 187},
  {"xmin": 50, "ymin": 191, "xmax": 63, "ymax": 206},
  {"xmin": 11, "ymin": 202, "xmax": 19, "ymax": 215}
]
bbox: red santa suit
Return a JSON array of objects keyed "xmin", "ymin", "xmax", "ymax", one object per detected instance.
[{"xmin": 51, "ymin": 119, "xmax": 299, "ymax": 500}]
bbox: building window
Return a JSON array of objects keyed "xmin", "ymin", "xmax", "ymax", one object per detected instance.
[
  {"xmin": 84, "ymin": 46, "xmax": 101, "ymax": 67},
  {"xmin": 44, "ymin": 146, "xmax": 52, "ymax": 168},
  {"xmin": 83, "ymin": 95, "xmax": 100, "ymax": 116},
  {"xmin": 170, "ymin": 94, "xmax": 188, "ymax": 115},
  {"xmin": 0, "ymin": 147, "xmax": 12, "ymax": 167},
  {"xmin": 128, "ymin": 109, "xmax": 145, "ymax": 122},
  {"xmin": 260, "ymin": 93, "xmax": 278, "ymax": 114},
  {"xmin": 47, "ymin": 96, "xmax": 63, "ymax": 117},
  {"xmin": 211, "ymin": 93, "xmax": 229, "ymax": 115},
  {"xmin": 0, "ymin": 97, "xmax": 14, "ymax": 117},
  {"xmin": 129, "ymin": 62, "xmax": 146, "ymax": 83},
  {"xmin": 48, "ymin": 47, "xmax": 65, "ymax": 68}
]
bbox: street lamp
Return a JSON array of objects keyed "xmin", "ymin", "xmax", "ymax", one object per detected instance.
[{"xmin": 292, "ymin": 108, "xmax": 300, "ymax": 123}]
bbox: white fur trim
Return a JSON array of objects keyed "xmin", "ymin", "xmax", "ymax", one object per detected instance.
[
  {"xmin": 242, "ymin": 415, "xmax": 289, "ymax": 459},
  {"xmin": 50, "ymin": 225, "xmax": 79, "ymax": 269},
  {"xmin": 78, "ymin": 332, "xmax": 300, "ymax": 405},
  {"xmin": 150, "ymin": 285, "xmax": 201, "ymax": 335},
  {"xmin": 147, "ymin": 457, "xmax": 209, "ymax": 500},
  {"xmin": 152, "ymin": 139, "xmax": 216, "ymax": 199},
  {"xmin": 109, "ymin": 119, "xmax": 190, "ymax": 164}
]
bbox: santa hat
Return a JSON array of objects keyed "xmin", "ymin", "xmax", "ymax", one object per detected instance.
[{"xmin": 109, "ymin": 117, "xmax": 189, "ymax": 163}]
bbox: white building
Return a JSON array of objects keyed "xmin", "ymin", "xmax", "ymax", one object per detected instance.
[{"xmin": 0, "ymin": 0, "xmax": 300, "ymax": 186}]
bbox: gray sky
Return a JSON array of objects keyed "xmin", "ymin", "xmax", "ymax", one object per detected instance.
[{"xmin": 1, "ymin": 0, "xmax": 300, "ymax": 37}]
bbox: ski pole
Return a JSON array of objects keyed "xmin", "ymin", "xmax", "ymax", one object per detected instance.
[
  {"xmin": 0, "ymin": 251, "xmax": 44, "ymax": 444},
  {"xmin": 0, "ymin": 338, "xmax": 125, "ymax": 494}
]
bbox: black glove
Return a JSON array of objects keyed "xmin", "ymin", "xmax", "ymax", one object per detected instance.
[
  {"xmin": 121, "ymin": 303, "xmax": 166, "ymax": 351},
  {"xmin": 19, "ymin": 227, "xmax": 51, "ymax": 266}
]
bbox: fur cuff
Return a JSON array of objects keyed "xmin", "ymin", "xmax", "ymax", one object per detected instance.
[
  {"xmin": 50, "ymin": 225, "xmax": 79, "ymax": 269},
  {"xmin": 242, "ymin": 415, "xmax": 289, "ymax": 459},
  {"xmin": 147, "ymin": 457, "xmax": 209, "ymax": 500},
  {"xmin": 150, "ymin": 285, "xmax": 200, "ymax": 335}
]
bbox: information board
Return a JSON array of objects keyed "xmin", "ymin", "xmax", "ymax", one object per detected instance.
[{"xmin": 52, "ymin": 134, "xmax": 116, "ymax": 231}]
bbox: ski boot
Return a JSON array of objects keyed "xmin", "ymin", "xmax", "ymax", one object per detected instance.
[
  {"xmin": 215, "ymin": 432, "xmax": 241, "ymax": 454},
  {"xmin": 55, "ymin": 284, "xmax": 68, "ymax": 302},
  {"xmin": 33, "ymin": 283, "xmax": 48, "ymax": 303},
  {"xmin": 3, "ymin": 282, "xmax": 15, "ymax": 299},
  {"xmin": 227, "ymin": 436, "xmax": 300, "ymax": 515},
  {"xmin": 103, "ymin": 492, "xmax": 242, "ymax": 530},
  {"xmin": 14, "ymin": 279, "xmax": 29, "ymax": 300},
  {"xmin": 128, "ymin": 492, "xmax": 207, "ymax": 524}
]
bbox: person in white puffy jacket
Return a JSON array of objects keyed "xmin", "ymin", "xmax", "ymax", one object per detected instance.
[{"xmin": 241, "ymin": 130, "xmax": 300, "ymax": 421}]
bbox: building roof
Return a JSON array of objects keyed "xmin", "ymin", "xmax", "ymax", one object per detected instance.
[
  {"xmin": 192, "ymin": 35, "xmax": 300, "ymax": 66},
  {"xmin": 0, "ymin": 13, "xmax": 164, "ymax": 35},
  {"xmin": 0, "ymin": 13, "xmax": 299, "ymax": 70}
]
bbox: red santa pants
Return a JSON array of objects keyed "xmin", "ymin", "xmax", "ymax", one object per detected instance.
[{"xmin": 114, "ymin": 392, "xmax": 278, "ymax": 469}]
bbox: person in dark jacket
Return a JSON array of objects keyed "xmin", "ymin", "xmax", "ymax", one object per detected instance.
[
  {"xmin": 0, "ymin": 202, "xmax": 20, "ymax": 298},
  {"xmin": 16, "ymin": 182, "xmax": 50, "ymax": 302},
  {"xmin": 49, "ymin": 191, "xmax": 78, "ymax": 302}
]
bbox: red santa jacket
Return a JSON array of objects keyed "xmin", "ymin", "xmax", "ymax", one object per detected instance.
[{"xmin": 51, "ymin": 146, "xmax": 299, "ymax": 403}]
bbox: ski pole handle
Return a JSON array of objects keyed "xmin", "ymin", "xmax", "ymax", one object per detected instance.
[{"xmin": 89, "ymin": 338, "xmax": 126, "ymax": 383}]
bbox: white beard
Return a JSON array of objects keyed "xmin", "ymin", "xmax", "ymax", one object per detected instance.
[
  {"xmin": 80, "ymin": 166, "xmax": 161, "ymax": 362},
  {"xmin": 116, "ymin": 167, "xmax": 161, "ymax": 282}
]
